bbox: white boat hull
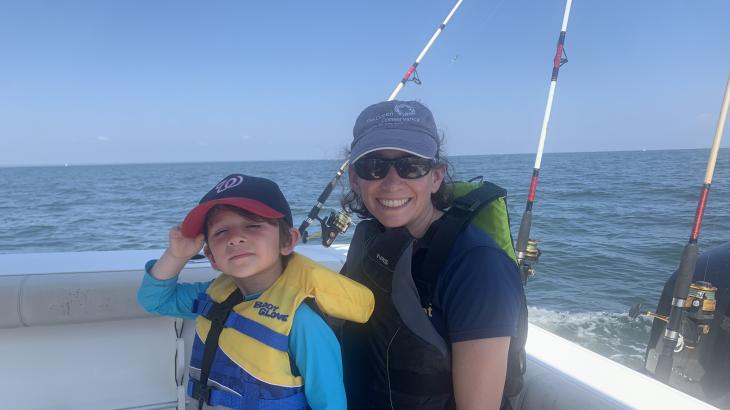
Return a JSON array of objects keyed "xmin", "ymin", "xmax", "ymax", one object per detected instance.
[{"xmin": 0, "ymin": 247, "xmax": 718, "ymax": 409}]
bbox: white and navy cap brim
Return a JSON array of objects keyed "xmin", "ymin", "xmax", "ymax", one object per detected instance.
[
  {"xmin": 349, "ymin": 128, "xmax": 438, "ymax": 163},
  {"xmin": 350, "ymin": 100, "xmax": 439, "ymax": 163}
]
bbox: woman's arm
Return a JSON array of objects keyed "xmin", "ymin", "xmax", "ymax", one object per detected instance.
[
  {"xmin": 452, "ymin": 336, "xmax": 510, "ymax": 410},
  {"xmin": 439, "ymin": 235, "xmax": 524, "ymax": 409}
]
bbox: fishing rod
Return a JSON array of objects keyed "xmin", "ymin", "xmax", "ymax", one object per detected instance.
[
  {"xmin": 654, "ymin": 74, "xmax": 730, "ymax": 383},
  {"xmin": 515, "ymin": 0, "xmax": 573, "ymax": 283},
  {"xmin": 299, "ymin": 0, "xmax": 465, "ymax": 246},
  {"xmin": 387, "ymin": 0, "xmax": 464, "ymax": 101}
]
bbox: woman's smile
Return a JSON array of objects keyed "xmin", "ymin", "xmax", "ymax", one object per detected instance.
[{"xmin": 377, "ymin": 198, "xmax": 411, "ymax": 208}]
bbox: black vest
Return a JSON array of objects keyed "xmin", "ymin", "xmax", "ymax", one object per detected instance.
[
  {"xmin": 340, "ymin": 209, "xmax": 527, "ymax": 409},
  {"xmin": 341, "ymin": 222, "xmax": 454, "ymax": 410}
]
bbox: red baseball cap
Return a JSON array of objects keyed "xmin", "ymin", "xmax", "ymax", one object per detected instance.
[{"xmin": 180, "ymin": 174, "xmax": 293, "ymax": 238}]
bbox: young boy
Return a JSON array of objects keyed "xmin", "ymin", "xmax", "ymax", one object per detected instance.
[{"xmin": 138, "ymin": 174, "xmax": 374, "ymax": 410}]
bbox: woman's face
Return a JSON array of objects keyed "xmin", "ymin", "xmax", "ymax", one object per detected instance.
[{"xmin": 349, "ymin": 149, "xmax": 445, "ymax": 238}]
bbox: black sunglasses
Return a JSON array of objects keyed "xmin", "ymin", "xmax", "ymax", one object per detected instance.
[{"xmin": 353, "ymin": 156, "xmax": 436, "ymax": 180}]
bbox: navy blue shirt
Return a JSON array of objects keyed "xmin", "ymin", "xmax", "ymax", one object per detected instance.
[{"xmin": 413, "ymin": 223, "xmax": 522, "ymax": 344}]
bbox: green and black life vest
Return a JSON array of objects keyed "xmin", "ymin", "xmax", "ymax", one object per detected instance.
[{"xmin": 340, "ymin": 180, "xmax": 528, "ymax": 410}]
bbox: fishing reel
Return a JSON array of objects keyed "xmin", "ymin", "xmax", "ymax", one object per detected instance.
[
  {"xmin": 682, "ymin": 281, "xmax": 717, "ymax": 348},
  {"xmin": 519, "ymin": 239, "xmax": 541, "ymax": 281},
  {"xmin": 630, "ymin": 281, "xmax": 717, "ymax": 350},
  {"xmin": 302, "ymin": 209, "xmax": 352, "ymax": 248},
  {"xmin": 641, "ymin": 280, "xmax": 718, "ymax": 383}
]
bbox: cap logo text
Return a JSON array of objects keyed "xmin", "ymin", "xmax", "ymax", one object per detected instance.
[
  {"xmin": 394, "ymin": 103, "xmax": 416, "ymax": 116},
  {"xmin": 215, "ymin": 175, "xmax": 243, "ymax": 193},
  {"xmin": 365, "ymin": 105, "xmax": 421, "ymax": 126}
]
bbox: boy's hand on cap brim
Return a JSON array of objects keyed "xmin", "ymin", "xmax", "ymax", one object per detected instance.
[
  {"xmin": 168, "ymin": 225, "xmax": 205, "ymax": 261},
  {"xmin": 150, "ymin": 225, "xmax": 205, "ymax": 280},
  {"xmin": 149, "ymin": 226, "xmax": 204, "ymax": 280}
]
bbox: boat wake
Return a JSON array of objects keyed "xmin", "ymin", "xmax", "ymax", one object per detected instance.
[{"xmin": 528, "ymin": 306, "xmax": 653, "ymax": 370}]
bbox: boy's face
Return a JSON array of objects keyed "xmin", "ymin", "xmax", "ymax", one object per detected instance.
[{"xmin": 203, "ymin": 207, "xmax": 292, "ymax": 284}]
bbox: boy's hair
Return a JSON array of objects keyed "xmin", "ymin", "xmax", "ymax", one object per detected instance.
[{"xmin": 203, "ymin": 205, "xmax": 294, "ymax": 250}]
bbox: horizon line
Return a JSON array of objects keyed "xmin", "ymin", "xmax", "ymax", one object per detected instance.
[{"xmin": 1, "ymin": 147, "xmax": 726, "ymax": 169}]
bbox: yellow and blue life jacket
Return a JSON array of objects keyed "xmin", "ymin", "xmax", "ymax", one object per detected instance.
[{"xmin": 188, "ymin": 252, "xmax": 374, "ymax": 409}]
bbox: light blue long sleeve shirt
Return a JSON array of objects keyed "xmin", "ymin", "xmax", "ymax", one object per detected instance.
[{"xmin": 137, "ymin": 260, "xmax": 346, "ymax": 410}]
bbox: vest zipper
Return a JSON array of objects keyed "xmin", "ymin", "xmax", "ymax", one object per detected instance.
[{"xmin": 386, "ymin": 326, "xmax": 401, "ymax": 410}]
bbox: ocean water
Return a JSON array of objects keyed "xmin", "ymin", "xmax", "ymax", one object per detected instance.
[{"xmin": 1, "ymin": 148, "xmax": 729, "ymax": 370}]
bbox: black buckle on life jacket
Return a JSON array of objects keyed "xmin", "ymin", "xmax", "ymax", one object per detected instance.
[
  {"xmin": 203, "ymin": 303, "xmax": 232, "ymax": 328},
  {"xmin": 452, "ymin": 195, "xmax": 481, "ymax": 213},
  {"xmin": 190, "ymin": 379, "xmax": 212, "ymax": 404}
]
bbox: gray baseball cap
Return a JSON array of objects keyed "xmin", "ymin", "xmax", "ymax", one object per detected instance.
[{"xmin": 350, "ymin": 100, "xmax": 439, "ymax": 163}]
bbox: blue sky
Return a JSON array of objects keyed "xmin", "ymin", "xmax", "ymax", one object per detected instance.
[{"xmin": 1, "ymin": 0, "xmax": 729, "ymax": 166}]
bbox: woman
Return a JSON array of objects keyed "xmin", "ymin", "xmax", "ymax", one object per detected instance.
[{"xmin": 339, "ymin": 100, "xmax": 526, "ymax": 410}]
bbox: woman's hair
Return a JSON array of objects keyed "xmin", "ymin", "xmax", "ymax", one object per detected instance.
[
  {"xmin": 341, "ymin": 134, "xmax": 455, "ymax": 219},
  {"xmin": 203, "ymin": 205, "xmax": 294, "ymax": 250}
]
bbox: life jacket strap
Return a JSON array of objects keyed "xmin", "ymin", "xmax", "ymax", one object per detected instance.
[
  {"xmin": 193, "ymin": 293, "xmax": 290, "ymax": 352},
  {"xmin": 419, "ymin": 182, "xmax": 507, "ymax": 306},
  {"xmin": 192, "ymin": 293, "xmax": 238, "ymax": 327},
  {"xmin": 188, "ymin": 378, "xmax": 213, "ymax": 405},
  {"xmin": 193, "ymin": 289, "xmax": 244, "ymax": 410},
  {"xmin": 187, "ymin": 379, "xmax": 308, "ymax": 409},
  {"xmin": 224, "ymin": 311, "xmax": 289, "ymax": 352}
]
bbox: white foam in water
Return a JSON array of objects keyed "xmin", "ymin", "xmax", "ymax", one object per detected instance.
[{"xmin": 528, "ymin": 307, "xmax": 654, "ymax": 370}]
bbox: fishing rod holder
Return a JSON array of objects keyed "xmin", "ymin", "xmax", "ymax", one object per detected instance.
[
  {"xmin": 642, "ymin": 280, "xmax": 718, "ymax": 383},
  {"xmin": 631, "ymin": 281, "xmax": 717, "ymax": 350},
  {"xmin": 629, "ymin": 304, "xmax": 668, "ymax": 323}
]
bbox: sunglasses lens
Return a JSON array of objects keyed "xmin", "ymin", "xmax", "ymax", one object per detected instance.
[
  {"xmin": 354, "ymin": 157, "xmax": 435, "ymax": 180},
  {"xmin": 354, "ymin": 159, "xmax": 389, "ymax": 180},
  {"xmin": 395, "ymin": 157, "xmax": 434, "ymax": 179}
]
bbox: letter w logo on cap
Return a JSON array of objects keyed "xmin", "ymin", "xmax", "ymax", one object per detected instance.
[{"xmin": 215, "ymin": 175, "xmax": 244, "ymax": 193}]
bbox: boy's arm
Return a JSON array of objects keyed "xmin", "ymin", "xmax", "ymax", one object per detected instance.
[
  {"xmin": 138, "ymin": 224, "xmax": 210, "ymax": 319},
  {"xmin": 150, "ymin": 248, "xmax": 191, "ymax": 280},
  {"xmin": 138, "ymin": 259, "xmax": 211, "ymax": 319},
  {"xmin": 289, "ymin": 303, "xmax": 346, "ymax": 410}
]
